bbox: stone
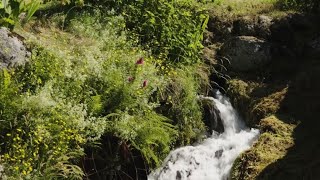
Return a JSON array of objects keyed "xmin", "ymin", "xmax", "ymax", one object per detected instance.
[
  {"xmin": 256, "ymin": 15, "xmax": 272, "ymax": 39},
  {"xmin": 176, "ymin": 171, "xmax": 182, "ymax": 180},
  {"xmin": 233, "ymin": 16, "xmax": 256, "ymax": 36},
  {"xmin": 220, "ymin": 36, "xmax": 272, "ymax": 72},
  {"xmin": 200, "ymin": 95, "xmax": 224, "ymax": 134},
  {"xmin": 0, "ymin": 27, "xmax": 30, "ymax": 69},
  {"xmin": 215, "ymin": 149, "xmax": 223, "ymax": 159},
  {"xmin": 207, "ymin": 15, "xmax": 233, "ymax": 41}
]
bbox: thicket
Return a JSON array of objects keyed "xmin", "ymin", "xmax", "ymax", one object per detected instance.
[
  {"xmin": 0, "ymin": 0, "xmax": 209, "ymax": 179},
  {"xmin": 105, "ymin": 0, "xmax": 208, "ymax": 65}
]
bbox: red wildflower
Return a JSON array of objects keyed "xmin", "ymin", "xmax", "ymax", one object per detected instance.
[
  {"xmin": 128, "ymin": 76, "xmax": 134, "ymax": 82},
  {"xmin": 142, "ymin": 80, "xmax": 148, "ymax": 88},
  {"xmin": 136, "ymin": 57, "xmax": 144, "ymax": 65}
]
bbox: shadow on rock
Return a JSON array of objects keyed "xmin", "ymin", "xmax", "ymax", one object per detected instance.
[{"xmin": 257, "ymin": 60, "xmax": 320, "ymax": 180}]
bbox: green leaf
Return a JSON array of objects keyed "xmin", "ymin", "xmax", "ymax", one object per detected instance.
[
  {"xmin": 4, "ymin": 4, "xmax": 11, "ymax": 14},
  {"xmin": 2, "ymin": 69, "xmax": 11, "ymax": 89},
  {"xmin": 25, "ymin": 0, "xmax": 40, "ymax": 22},
  {"xmin": 2, "ymin": 0, "xmax": 8, "ymax": 9},
  {"xmin": 2, "ymin": 17, "xmax": 14, "ymax": 25}
]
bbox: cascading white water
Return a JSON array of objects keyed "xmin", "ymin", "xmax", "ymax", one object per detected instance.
[{"xmin": 148, "ymin": 91, "xmax": 259, "ymax": 180}]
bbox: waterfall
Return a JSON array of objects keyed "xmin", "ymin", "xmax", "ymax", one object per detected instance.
[{"xmin": 148, "ymin": 91, "xmax": 259, "ymax": 180}]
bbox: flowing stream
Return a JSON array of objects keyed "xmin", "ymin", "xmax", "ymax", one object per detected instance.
[{"xmin": 148, "ymin": 91, "xmax": 259, "ymax": 180}]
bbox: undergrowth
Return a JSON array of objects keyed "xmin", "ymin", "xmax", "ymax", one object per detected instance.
[{"xmin": 0, "ymin": 2, "xmax": 208, "ymax": 179}]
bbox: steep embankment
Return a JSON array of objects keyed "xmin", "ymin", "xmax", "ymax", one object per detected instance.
[
  {"xmin": 0, "ymin": 1, "xmax": 209, "ymax": 179},
  {"xmin": 204, "ymin": 2, "xmax": 320, "ymax": 179}
]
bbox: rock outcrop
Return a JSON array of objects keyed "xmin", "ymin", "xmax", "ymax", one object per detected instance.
[
  {"xmin": 205, "ymin": 10, "xmax": 320, "ymax": 180},
  {"xmin": 220, "ymin": 36, "xmax": 272, "ymax": 72},
  {"xmin": 200, "ymin": 95, "xmax": 224, "ymax": 134},
  {"xmin": 0, "ymin": 27, "xmax": 30, "ymax": 69}
]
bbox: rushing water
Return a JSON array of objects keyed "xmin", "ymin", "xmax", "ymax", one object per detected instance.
[{"xmin": 148, "ymin": 91, "xmax": 259, "ymax": 180}]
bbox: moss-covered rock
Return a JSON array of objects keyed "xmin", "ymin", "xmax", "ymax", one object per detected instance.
[
  {"xmin": 231, "ymin": 115, "xmax": 295, "ymax": 180},
  {"xmin": 227, "ymin": 79, "xmax": 265, "ymax": 126},
  {"xmin": 250, "ymin": 87, "xmax": 287, "ymax": 125},
  {"xmin": 207, "ymin": 3, "xmax": 320, "ymax": 179}
]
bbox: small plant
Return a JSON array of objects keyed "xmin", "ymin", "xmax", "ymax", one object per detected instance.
[{"xmin": 0, "ymin": 0, "xmax": 40, "ymax": 28}]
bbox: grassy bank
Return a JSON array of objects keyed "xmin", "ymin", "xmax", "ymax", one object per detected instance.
[{"xmin": 0, "ymin": 1, "xmax": 209, "ymax": 179}]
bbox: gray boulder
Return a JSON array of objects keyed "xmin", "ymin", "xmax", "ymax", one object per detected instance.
[
  {"xmin": 0, "ymin": 27, "xmax": 30, "ymax": 69},
  {"xmin": 199, "ymin": 95, "xmax": 224, "ymax": 134},
  {"xmin": 220, "ymin": 36, "xmax": 272, "ymax": 72}
]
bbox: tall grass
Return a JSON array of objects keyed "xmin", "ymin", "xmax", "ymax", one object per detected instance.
[{"xmin": 0, "ymin": 5, "xmax": 208, "ymax": 178}]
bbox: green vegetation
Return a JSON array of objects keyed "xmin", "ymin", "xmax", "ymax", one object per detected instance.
[
  {"xmin": 0, "ymin": 0, "xmax": 40, "ymax": 28},
  {"xmin": 216, "ymin": 0, "xmax": 320, "ymax": 177},
  {"xmin": 1, "ymin": 0, "xmax": 318, "ymax": 179},
  {"xmin": 231, "ymin": 116, "xmax": 295, "ymax": 179},
  {"xmin": 204, "ymin": 0, "xmax": 318, "ymax": 18},
  {"xmin": 0, "ymin": 0, "xmax": 210, "ymax": 179},
  {"xmin": 85, "ymin": 0, "xmax": 209, "ymax": 65},
  {"xmin": 208, "ymin": 0, "xmax": 279, "ymax": 15},
  {"xmin": 278, "ymin": 0, "xmax": 319, "ymax": 11}
]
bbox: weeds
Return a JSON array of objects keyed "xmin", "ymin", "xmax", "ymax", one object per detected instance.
[{"xmin": 0, "ymin": 3, "xmax": 209, "ymax": 178}]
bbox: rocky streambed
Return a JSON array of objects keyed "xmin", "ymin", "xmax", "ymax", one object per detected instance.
[{"xmin": 204, "ymin": 11, "xmax": 320, "ymax": 179}]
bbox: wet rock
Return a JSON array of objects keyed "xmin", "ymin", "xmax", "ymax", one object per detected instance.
[
  {"xmin": 176, "ymin": 171, "xmax": 182, "ymax": 180},
  {"xmin": 201, "ymin": 96, "xmax": 224, "ymax": 134},
  {"xmin": 215, "ymin": 149, "xmax": 223, "ymax": 159},
  {"xmin": 0, "ymin": 27, "xmax": 30, "ymax": 69},
  {"xmin": 220, "ymin": 36, "xmax": 272, "ymax": 72}
]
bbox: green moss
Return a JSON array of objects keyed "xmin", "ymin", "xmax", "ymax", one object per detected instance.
[
  {"xmin": 250, "ymin": 87, "xmax": 287, "ymax": 124},
  {"xmin": 231, "ymin": 115, "xmax": 295, "ymax": 180},
  {"xmin": 228, "ymin": 79, "xmax": 250, "ymax": 98},
  {"xmin": 227, "ymin": 79, "xmax": 260, "ymax": 126},
  {"xmin": 227, "ymin": 79, "xmax": 251, "ymax": 112}
]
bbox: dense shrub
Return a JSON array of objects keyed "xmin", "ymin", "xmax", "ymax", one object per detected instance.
[
  {"xmin": 0, "ymin": 0, "xmax": 209, "ymax": 178},
  {"xmin": 0, "ymin": 9, "xmax": 202, "ymax": 178},
  {"xmin": 89, "ymin": 0, "xmax": 208, "ymax": 66}
]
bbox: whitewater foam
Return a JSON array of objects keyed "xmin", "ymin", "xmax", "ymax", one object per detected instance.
[{"xmin": 148, "ymin": 91, "xmax": 259, "ymax": 180}]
